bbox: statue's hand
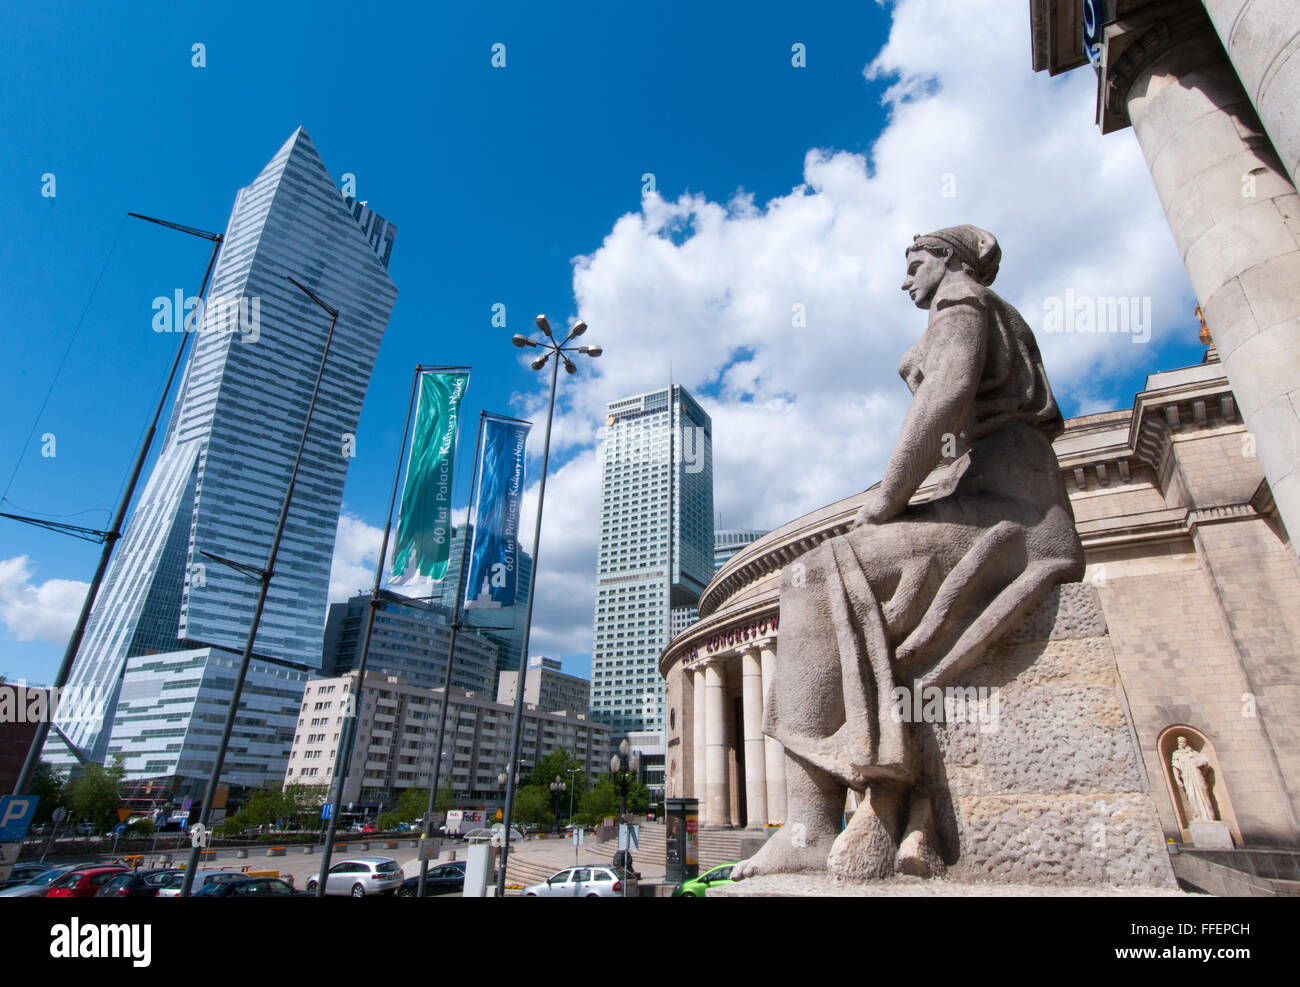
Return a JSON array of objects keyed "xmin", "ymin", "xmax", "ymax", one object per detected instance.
[{"xmin": 852, "ymin": 488, "xmax": 895, "ymax": 528}]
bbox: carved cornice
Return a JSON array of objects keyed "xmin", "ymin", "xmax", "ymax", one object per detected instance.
[{"xmin": 1099, "ymin": 1, "xmax": 1219, "ymax": 133}]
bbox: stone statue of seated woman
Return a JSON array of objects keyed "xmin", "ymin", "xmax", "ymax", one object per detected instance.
[{"xmin": 736, "ymin": 225, "xmax": 1085, "ymax": 881}]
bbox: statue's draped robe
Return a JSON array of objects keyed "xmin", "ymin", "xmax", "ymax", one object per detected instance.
[{"xmin": 766, "ymin": 275, "xmax": 1085, "ymax": 791}]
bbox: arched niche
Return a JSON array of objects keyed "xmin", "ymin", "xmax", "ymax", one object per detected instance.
[{"xmin": 1156, "ymin": 726, "xmax": 1241, "ymax": 846}]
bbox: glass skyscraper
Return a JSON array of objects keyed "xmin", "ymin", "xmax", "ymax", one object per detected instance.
[
  {"xmin": 590, "ymin": 385, "xmax": 713, "ymax": 736},
  {"xmin": 47, "ymin": 127, "xmax": 398, "ymax": 768}
]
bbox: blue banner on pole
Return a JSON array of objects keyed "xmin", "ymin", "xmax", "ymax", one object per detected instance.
[{"xmin": 465, "ymin": 415, "xmax": 531, "ymax": 609}]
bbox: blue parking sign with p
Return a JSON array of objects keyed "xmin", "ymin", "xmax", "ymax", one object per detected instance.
[{"xmin": 0, "ymin": 796, "xmax": 38, "ymax": 841}]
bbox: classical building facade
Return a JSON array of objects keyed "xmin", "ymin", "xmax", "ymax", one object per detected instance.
[
  {"xmin": 1030, "ymin": 0, "xmax": 1300, "ymax": 559},
  {"xmin": 661, "ymin": 348, "xmax": 1300, "ymax": 848}
]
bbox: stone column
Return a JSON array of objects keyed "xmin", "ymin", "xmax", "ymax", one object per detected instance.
[
  {"xmin": 760, "ymin": 641, "xmax": 787, "ymax": 826},
  {"xmin": 1110, "ymin": 9, "xmax": 1300, "ymax": 543},
  {"xmin": 703, "ymin": 658, "xmax": 731, "ymax": 828},
  {"xmin": 691, "ymin": 666, "xmax": 707, "ymax": 817},
  {"xmin": 740, "ymin": 646, "xmax": 768, "ymax": 829},
  {"xmin": 1203, "ymin": 1, "xmax": 1300, "ymax": 191}
]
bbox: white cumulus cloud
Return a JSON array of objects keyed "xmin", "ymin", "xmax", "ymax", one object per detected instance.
[
  {"xmin": 511, "ymin": 0, "xmax": 1193, "ymax": 670},
  {"xmin": 0, "ymin": 556, "xmax": 88, "ymax": 644}
]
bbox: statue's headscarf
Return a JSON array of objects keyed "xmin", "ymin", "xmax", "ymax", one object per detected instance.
[{"xmin": 910, "ymin": 225, "xmax": 1001, "ymax": 286}]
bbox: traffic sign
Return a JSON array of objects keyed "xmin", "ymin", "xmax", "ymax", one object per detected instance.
[
  {"xmin": 0, "ymin": 796, "xmax": 38, "ymax": 842},
  {"xmin": 114, "ymin": 822, "xmax": 127, "ymax": 836},
  {"xmin": 154, "ymin": 812, "xmax": 168, "ymax": 828},
  {"xmin": 181, "ymin": 797, "xmax": 193, "ymax": 813},
  {"xmin": 320, "ymin": 802, "xmax": 332, "ymax": 820}
]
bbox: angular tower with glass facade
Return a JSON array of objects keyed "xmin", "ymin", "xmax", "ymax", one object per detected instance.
[
  {"xmin": 590, "ymin": 385, "xmax": 713, "ymax": 738},
  {"xmin": 47, "ymin": 127, "xmax": 398, "ymax": 773}
]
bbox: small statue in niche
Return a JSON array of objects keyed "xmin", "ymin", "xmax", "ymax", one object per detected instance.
[{"xmin": 1170, "ymin": 735, "xmax": 1217, "ymax": 823}]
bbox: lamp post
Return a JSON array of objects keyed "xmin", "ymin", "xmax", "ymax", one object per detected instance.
[
  {"xmin": 610, "ymin": 739, "xmax": 642, "ymax": 823},
  {"xmin": 566, "ymin": 766, "xmax": 579, "ymax": 827},
  {"xmin": 495, "ymin": 315, "xmax": 601, "ymax": 899},
  {"xmin": 549, "ymin": 776, "xmax": 567, "ymax": 834}
]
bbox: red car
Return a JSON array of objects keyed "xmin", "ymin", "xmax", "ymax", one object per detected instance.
[
  {"xmin": 360, "ymin": 824, "xmax": 377, "ymax": 834},
  {"xmin": 46, "ymin": 866, "xmax": 128, "ymax": 898}
]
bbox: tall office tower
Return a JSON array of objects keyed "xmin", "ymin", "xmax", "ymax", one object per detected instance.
[
  {"xmin": 47, "ymin": 127, "xmax": 398, "ymax": 768},
  {"xmin": 429, "ymin": 524, "xmax": 533, "ymax": 675},
  {"xmin": 321, "ymin": 591, "xmax": 500, "ymax": 694},
  {"xmin": 590, "ymin": 385, "xmax": 713, "ymax": 737}
]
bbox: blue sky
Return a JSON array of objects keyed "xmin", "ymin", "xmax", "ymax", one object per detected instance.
[{"xmin": 0, "ymin": 0, "xmax": 1203, "ymax": 685}]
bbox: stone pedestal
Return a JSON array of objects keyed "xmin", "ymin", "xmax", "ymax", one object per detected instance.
[
  {"xmin": 918, "ymin": 583, "xmax": 1176, "ymax": 887},
  {"xmin": 1189, "ymin": 820, "xmax": 1235, "ymax": 850}
]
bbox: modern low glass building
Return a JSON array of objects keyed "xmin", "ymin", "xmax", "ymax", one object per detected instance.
[{"xmin": 46, "ymin": 127, "xmax": 398, "ymax": 772}]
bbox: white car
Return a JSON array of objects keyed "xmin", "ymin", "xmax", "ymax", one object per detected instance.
[
  {"xmin": 156, "ymin": 870, "xmax": 247, "ymax": 897},
  {"xmin": 306, "ymin": 856, "xmax": 404, "ymax": 897},
  {"xmin": 523, "ymin": 866, "xmax": 638, "ymax": 898}
]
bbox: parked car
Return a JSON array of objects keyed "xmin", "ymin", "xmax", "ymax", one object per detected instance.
[
  {"xmin": 671, "ymin": 861, "xmax": 738, "ymax": 897},
  {"xmin": 1, "ymin": 862, "xmax": 52, "ymax": 890},
  {"xmin": 523, "ymin": 866, "xmax": 638, "ymax": 897},
  {"xmin": 359, "ymin": 823, "xmax": 377, "ymax": 834},
  {"xmin": 46, "ymin": 865, "xmax": 129, "ymax": 898},
  {"xmin": 0, "ymin": 865, "xmax": 76, "ymax": 897},
  {"xmin": 306, "ymin": 856, "xmax": 404, "ymax": 897},
  {"xmin": 155, "ymin": 870, "xmax": 246, "ymax": 897},
  {"xmin": 396, "ymin": 860, "xmax": 466, "ymax": 897},
  {"xmin": 192, "ymin": 877, "xmax": 306, "ymax": 897},
  {"xmin": 95, "ymin": 869, "xmax": 184, "ymax": 898}
]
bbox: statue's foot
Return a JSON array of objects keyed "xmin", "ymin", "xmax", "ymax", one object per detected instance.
[
  {"xmin": 826, "ymin": 781, "xmax": 909, "ymax": 881},
  {"xmin": 894, "ymin": 792, "xmax": 945, "ymax": 878},
  {"xmin": 733, "ymin": 820, "xmax": 833, "ymax": 879}
]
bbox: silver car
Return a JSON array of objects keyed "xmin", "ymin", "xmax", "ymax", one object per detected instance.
[
  {"xmin": 308, "ymin": 856, "xmax": 404, "ymax": 897},
  {"xmin": 156, "ymin": 869, "xmax": 246, "ymax": 897},
  {"xmin": 523, "ymin": 866, "xmax": 638, "ymax": 898}
]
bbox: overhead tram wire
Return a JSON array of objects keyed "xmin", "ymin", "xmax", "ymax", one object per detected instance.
[
  {"xmin": 8, "ymin": 213, "xmax": 223, "ymax": 800},
  {"xmin": 1, "ymin": 213, "xmax": 129, "ymax": 508}
]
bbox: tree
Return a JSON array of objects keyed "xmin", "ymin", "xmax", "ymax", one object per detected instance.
[
  {"xmin": 65, "ymin": 758, "xmax": 126, "ymax": 833},
  {"xmin": 526, "ymin": 748, "xmax": 588, "ymax": 794},
  {"xmin": 511, "ymin": 786, "xmax": 553, "ymax": 827},
  {"xmin": 576, "ymin": 779, "xmax": 621, "ymax": 825},
  {"xmin": 29, "ymin": 761, "xmax": 68, "ymax": 825},
  {"xmin": 577, "ymin": 776, "xmax": 650, "ymax": 825}
]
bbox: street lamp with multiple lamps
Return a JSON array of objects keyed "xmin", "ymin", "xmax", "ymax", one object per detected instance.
[
  {"xmin": 611, "ymin": 739, "xmax": 641, "ymax": 822},
  {"xmin": 549, "ymin": 775, "xmax": 567, "ymax": 834},
  {"xmin": 495, "ymin": 314, "xmax": 601, "ymax": 899}
]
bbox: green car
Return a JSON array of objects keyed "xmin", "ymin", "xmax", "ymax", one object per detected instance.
[{"xmin": 671, "ymin": 862, "xmax": 738, "ymax": 897}]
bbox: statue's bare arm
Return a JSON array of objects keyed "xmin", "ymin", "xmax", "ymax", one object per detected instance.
[{"xmin": 855, "ymin": 300, "xmax": 986, "ymax": 526}]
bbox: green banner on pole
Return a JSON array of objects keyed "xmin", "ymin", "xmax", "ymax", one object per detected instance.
[{"xmin": 392, "ymin": 370, "xmax": 469, "ymax": 584}]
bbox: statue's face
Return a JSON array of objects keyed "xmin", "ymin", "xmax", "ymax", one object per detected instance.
[
  {"xmin": 1176, "ymin": 736, "xmax": 1187, "ymax": 749},
  {"xmin": 902, "ymin": 248, "xmax": 949, "ymax": 310}
]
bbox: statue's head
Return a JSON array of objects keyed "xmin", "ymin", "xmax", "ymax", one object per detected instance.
[
  {"xmin": 903, "ymin": 225, "xmax": 1001, "ymax": 310},
  {"xmin": 1176, "ymin": 735, "xmax": 1188, "ymax": 748}
]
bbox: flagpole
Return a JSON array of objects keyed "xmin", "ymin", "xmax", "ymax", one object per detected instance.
[
  {"xmin": 312, "ymin": 364, "xmax": 452, "ymax": 894},
  {"xmin": 416, "ymin": 409, "xmax": 486, "ymax": 897}
]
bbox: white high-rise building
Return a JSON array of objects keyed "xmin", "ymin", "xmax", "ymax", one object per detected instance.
[{"xmin": 590, "ymin": 385, "xmax": 713, "ymax": 739}]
